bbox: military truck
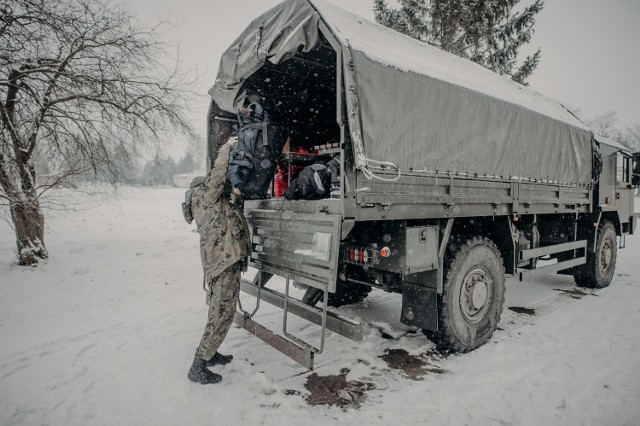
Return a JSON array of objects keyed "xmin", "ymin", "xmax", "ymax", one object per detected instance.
[{"xmin": 206, "ymin": 0, "xmax": 639, "ymax": 368}]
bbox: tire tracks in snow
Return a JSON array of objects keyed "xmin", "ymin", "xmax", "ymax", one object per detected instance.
[
  {"xmin": 494, "ymin": 279, "xmax": 600, "ymax": 345},
  {"xmin": 0, "ymin": 309, "xmax": 196, "ymax": 425}
]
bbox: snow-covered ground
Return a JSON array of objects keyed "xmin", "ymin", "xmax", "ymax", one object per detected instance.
[{"xmin": 1, "ymin": 187, "xmax": 639, "ymax": 425}]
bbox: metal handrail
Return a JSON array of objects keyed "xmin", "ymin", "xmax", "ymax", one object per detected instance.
[
  {"xmin": 237, "ymin": 271, "xmax": 266, "ymax": 319},
  {"xmin": 281, "ymin": 279, "xmax": 329, "ymax": 355}
]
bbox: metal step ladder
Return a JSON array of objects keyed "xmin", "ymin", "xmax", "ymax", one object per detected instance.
[{"xmin": 234, "ymin": 271, "xmax": 364, "ymax": 370}]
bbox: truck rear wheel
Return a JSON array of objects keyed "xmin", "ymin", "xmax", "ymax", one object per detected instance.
[
  {"xmin": 574, "ymin": 221, "xmax": 617, "ymax": 289},
  {"xmin": 434, "ymin": 237, "xmax": 506, "ymax": 353}
]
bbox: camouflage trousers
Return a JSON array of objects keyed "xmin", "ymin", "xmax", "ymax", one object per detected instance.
[{"xmin": 195, "ymin": 264, "xmax": 241, "ymax": 361}]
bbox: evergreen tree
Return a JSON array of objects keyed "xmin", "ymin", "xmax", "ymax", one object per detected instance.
[
  {"xmin": 177, "ymin": 151, "xmax": 197, "ymax": 174},
  {"xmin": 373, "ymin": 0, "xmax": 543, "ymax": 85},
  {"xmin": 142, "ymin": 154, "xmax": 176, "ymax": 186}
]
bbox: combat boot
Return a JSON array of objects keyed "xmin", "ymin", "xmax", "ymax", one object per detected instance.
[
  {"xmin": 188, "ymin": 357, "xmax": 222, "ymax": 384},
  {"xmin": 206, "ymin": 351, "xmax": 233, "ymax": 367}
]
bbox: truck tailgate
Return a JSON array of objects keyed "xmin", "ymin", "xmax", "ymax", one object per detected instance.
[{"xmin": 245, "ymin": 209, "xmax": 342, "ymax": 292}]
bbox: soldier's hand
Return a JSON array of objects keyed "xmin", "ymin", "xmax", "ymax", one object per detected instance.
[{"xmin": 226, "ymin": 136, "xmax": 238, "ymax": 146}]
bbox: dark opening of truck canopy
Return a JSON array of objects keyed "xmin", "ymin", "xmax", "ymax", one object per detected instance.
[{"xmin": 209, "ymin": 0, "xmax": 594, "ymax": 186}]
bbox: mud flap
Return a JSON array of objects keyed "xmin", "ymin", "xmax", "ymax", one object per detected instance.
[{"xmin": 401, "ymin": 283, "xmax": 438, "ymax": 331}]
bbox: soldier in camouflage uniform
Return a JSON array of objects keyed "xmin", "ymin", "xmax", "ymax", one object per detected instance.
[{"xmin": 188, "ymin": 137, "xmax": 251, "ymax": 385}]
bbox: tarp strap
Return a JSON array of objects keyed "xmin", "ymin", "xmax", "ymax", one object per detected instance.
[
  {"xmin": 235, "ymin": 121, "xmax": 271, "ymax": 168},
  {"xmin": 239, "ymin": 122, "xmax": 269, "ymax": 146},
  {"xmin": 235, "ymin": 138, "xmax": 257, "ymax": 169}
]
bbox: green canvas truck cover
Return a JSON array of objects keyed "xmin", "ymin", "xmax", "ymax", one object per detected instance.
[{"xmin": 209, "ymin": 0, "xmax": 594, "ymax": 186}]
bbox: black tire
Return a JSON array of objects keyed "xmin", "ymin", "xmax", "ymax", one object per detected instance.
[
  {"xmin": 433, "ymin": 237, "xmax": 506, "ymax": 353},
  {"xmin": 574, "ymin": 221, "xmax": 617, "ymax": 289},
  {"xmin": 301, "ymin": 287, "xmax": 323, "ymax": 306},
  {"xmin": 302, "ymin": 282, "xmax": 371, "ymax": 307}
]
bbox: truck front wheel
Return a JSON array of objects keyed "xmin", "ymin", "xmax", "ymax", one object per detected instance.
[
  {"xmin": 574, "ymin": 221, "xmax": 617, "ymax": 289},
  {"xmin": 434, "ymin": 237, "xmax": 506, "ymax": 353}
]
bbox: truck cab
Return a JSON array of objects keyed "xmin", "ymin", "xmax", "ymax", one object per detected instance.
[{"xmin": 595, "ymin": 136, "xmax": 637, "ymax": 236}]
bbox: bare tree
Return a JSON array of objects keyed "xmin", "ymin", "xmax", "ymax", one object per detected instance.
[
  {"xmin": 623, "ymin": 124, "xmax": 640, "ymax": 152},
  {"xmin": 585, "ymin": 111, "xmax": 621, "ymax": 139},
  {"xmin": 0, "ymin": 0, "xmax": 195, "ymax": 265}
]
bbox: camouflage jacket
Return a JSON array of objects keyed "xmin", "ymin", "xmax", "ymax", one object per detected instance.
[{"xmin": 192, "ymin": 143, "xmax": 251, "ymax": 283}]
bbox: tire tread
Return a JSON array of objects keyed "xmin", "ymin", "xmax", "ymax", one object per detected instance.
[{"xmin": 434, "ymin": 236, "xmax": 506, "ymax": 353}]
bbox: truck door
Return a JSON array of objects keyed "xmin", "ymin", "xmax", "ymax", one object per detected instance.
[
  {"xmin": 615, "ymin": 151, "xmax": 635, "ymax": 223},
  {"xmin": 633, "ymin": 152, "xmax": 640, "ymax": 189}
]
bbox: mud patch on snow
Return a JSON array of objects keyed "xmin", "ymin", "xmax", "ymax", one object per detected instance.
[
  {"xmin": 554, "ymin": 287, "xmax": 597, "ymax": 299},
  {"xmin": 379, "ymin": 348, "xmax": 447, "ymax": 380},
  {"xmin": 303, "ymin": 368, "xmax": 375, "ymax": 409},
  {"xmin": 379, "ymin": 330, "xmax": 395, "ymax": 339},
  {"xmin": 508, "ymin": 306, "xmax": 536, "ymax": 315}
]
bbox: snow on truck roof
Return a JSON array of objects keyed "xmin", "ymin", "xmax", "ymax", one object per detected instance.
[
  {"xmin": 211, "ymin": 0, "xmax": 587, "ymax": 132},
  {"xmin": 595, "ymin": 135, "xmax": 632, "ymax": 153},
  {"xmin": 309, "ymin": 0, "xmax": 588, "ymax": 131}
]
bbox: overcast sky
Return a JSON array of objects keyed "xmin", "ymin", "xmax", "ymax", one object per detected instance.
[{"xmin": 126, "ymin": 0, "xmax": 640, "ymax": 148}]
